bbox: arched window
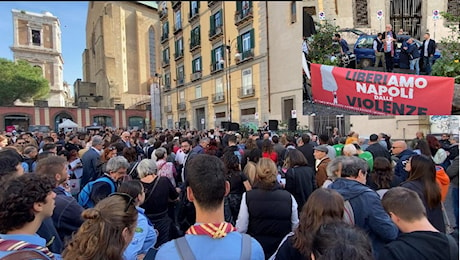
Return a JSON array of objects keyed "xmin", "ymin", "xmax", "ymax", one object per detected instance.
[
  {"xmin": 129, "ymin": 116, "xmax": 145, "ymax": 130},
  {"xmin": 93, "ymin": 116, "xmax": 112, "ymax": 127},
  {"xmin": 149, "ymin": 26, "xmax": 156, "ymax": 77}
]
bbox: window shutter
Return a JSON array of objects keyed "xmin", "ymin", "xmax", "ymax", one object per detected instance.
[
  {"xmin": 250, "ymin": 29, "xmax": 255, "ymax": 48},
  {"xmin": 237, "ymin": 35, "xmax": 243, "ymax": 54},
  {"xmin": 197, "ymin": 1, "xmax": 200, "ymax": 8},
  {"xmin": 166, "ymin": 21, "xmax": 169, "ymax": 34},
  {"xmin": 219, "ymin": 10, "xmax": 223, "ymax": 26},
  {"xmin": 199, "ymin": 57, "xmax": 202, "ymax": 71},
  {"xmin": 211, "ymin": 49, "xmax": 216, "ymax": 66},
  {"xmin": 210, "ymin": 14, "xmax": 215, "ymax": 31},
  {"xmin": 236, "ymin": 1, "xmax": 242, "ymax": 12},
  {"xmin": 192, "ymin": 59, "xmax": 196, "ymax": 73},
  {"xmin": 197, "ymin": 26, "xmax": 201, "ymax": 44},
  {"xmin": 175, "ymin": 40, "xmax": 178, "ymax": 55},
  {"xmin": 249, "ymin": 1, "xmax": 253, "ymax": 8}
]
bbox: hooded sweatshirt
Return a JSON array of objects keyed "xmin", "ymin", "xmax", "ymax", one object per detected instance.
[
  {"xmin": 329, "ymin": 178, "xmax": 398, "ymax": 259},
  {"xmin": 378, "ymin": 231, "xmax": 458, "ymax": 260},
  {"xmin": 435, "ymin": 165, "xmax": 450, "ymax": 201}
]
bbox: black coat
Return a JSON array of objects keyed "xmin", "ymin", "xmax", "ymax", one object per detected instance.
[
  {"xmin": 285, "ymin": 166, "xmax": 316, "ymax": 210},
  {"xmin": 420, "ymin": 39, "xmax": 436, "ymax": 57}
]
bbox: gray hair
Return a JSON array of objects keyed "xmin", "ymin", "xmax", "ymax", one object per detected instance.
[
  {"xmin": 340, "ymin": 156, "xmax": 368, "ymax": 178},
  {"xmin": 106, "ymin": 156, "xmax": 130, "ymax": 173},
  {"xmin": 137, "ymin": 159, "xmax": 157, "ymax": 178},
  {"xmin": 326, "ymin": 156, "xmax": 346, "ymax": 180},
  {"xmin": 92, "ymin": 135, "xmax": 104, "ymax": 146},
  {"xmin": 154, "ymin": 147, "xmax": 167, "ymax": 160}
]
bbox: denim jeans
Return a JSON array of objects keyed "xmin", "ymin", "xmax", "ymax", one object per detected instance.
[
  {"xmin": 453, "ymin": 187, "xmax": 459, "ymax": 227},
  {"xmin": 423, "ymin": 56, "xmax": 434, "ymax": 75},
  {"xmin": 409, "ymin": 58, "xmax": 420, "ymax": 75}
]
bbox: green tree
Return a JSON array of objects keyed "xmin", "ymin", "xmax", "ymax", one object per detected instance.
[
  {"xmin": 306, "ymin": 20, "xmax": 341, "ymax": 66},
  {"xmin": 431, "ymin": 12, "xmax": 460, "ymax": 83},
  {"xmin": 0, "ymin": 58, "xmax": 49, "ymax": 106}
]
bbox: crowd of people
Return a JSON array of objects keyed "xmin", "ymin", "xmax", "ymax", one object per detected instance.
[{"xmin": 0, "ymin": 126, "xmax": 458, "ymax": 259}]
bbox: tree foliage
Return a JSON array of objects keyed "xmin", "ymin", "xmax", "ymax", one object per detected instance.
[
  {"xmin": 431, "ymin": 12, "xmax": 460, "ymax": 83},
  {"xmin": 0, "ymin": 58, "xmax": 49, "ymax": 106},
  {"xmin": 306, "ymin": 20, "xmax": 341, "ymax": 66}
]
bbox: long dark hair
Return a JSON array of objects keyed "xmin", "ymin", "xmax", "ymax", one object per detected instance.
[
  {"xmin": 371, "ymin": 157, "xmax": 394, "ymax": 189},
  {"xmin": 292, "ymin": 189, "xmax": 344, "ymax": 258},
  {"xmin": 405, "ymin": 154, "xmax": 441, "ymax": 209}
]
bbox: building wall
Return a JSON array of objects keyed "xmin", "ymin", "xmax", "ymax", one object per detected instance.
[
  {"xmin": 10, "ymin": 9, "xmax": 66, "ymax": 107},
  {"xmin": 83, "ymin": 1, "xmax": 159, "ymax": 109},
  {"xmin": 160, "ymin": 1, "xmax": 266, "ymax": 130}
]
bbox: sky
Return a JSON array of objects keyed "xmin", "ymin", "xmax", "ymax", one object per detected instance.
[{"xmin": 0, "ymin": 1, "xmax": 88, "ymax": 84}]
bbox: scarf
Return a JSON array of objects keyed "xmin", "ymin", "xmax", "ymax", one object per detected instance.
[
  {"xmin": 0, "ymin": 239, "xmax": 55, "ymax": 259},
  {"xmin": 186, "ymin": 222, "xmax": 236, "ymax": 239}
]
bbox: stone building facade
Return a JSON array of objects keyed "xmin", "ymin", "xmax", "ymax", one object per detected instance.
[{"xmin": 10, "ymin": 9, "xmax": 67, "ymax": 107}]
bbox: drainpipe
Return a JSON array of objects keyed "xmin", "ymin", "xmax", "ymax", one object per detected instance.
[{"xmin": 265, "ymin": 2, "xmax": 271, "ymax": 114}]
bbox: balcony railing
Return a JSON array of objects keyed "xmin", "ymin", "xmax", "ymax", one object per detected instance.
[
  {"xmin": 161, "ymin": 59, "xmax": 170, "ymax": 68},
  {"xmin": 172, "ymin": 1, "xmax": 181, "ymax": 9},
  {"xmin": 238, "ymin": 86, "xmax": 255, "ymax": 98},
  {"xmin": 160, "ymin": 33, "xmax": 169, "ymax": 44},
  {"xmin": 164, "ymin": 105, "xmax": 172, "ymax": 112},
  {"xmin": 191, "ymin": 71, "xmax": 202, "ymax": 82},
  {"xmin": 208, "ymin": 1, "xmax": 218, "ymax": 7},
  {"xmin": 174, "ymin": 50, "xmax": 184, "ymax": 60},
  {"xmin": 188, "ymin": 8, "xmax": 199, "ymax": 22},
  {"xmin": 159, "ymin": 8, "xmax": 168, "ymax": 20},
  {"xmin": 208, "ymin": 25, "xmax": 223, "ymax": 40},
  {"xmin": 212, "ymin": 93, "xmax": 225, "ymax": 103},
  {"xmin": 176, "ymin": 78, "xmax": 185, "ymax": 87},
  {"xmin": 235, "ymin": 7, "xmax": 253, "ymax": 26},
  {"xmin": 163, "ymin": 84, "xmax": 171, "ymax": 92},
  {"xmin": 190, "ymin": 39, "xmax": 201, "ymax": 52},
  {"xmin": 174, "ymin": 24, "xmax": 182, "ymax": 34},
  {"xmin": 236, "ymin": 48, "xmax": 254, "ymax": 64},
  {"xmin": 210, "ymin": 62, "xmax": 224, "ymax": 74},
  {"xmin": 177, "ymin": 102, "xmax": 186, "ymax": 111}
]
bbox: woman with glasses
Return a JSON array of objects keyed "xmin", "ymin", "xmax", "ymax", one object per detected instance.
[
  {"xmin": 62, "ymin": 193, "xmax": 138, "ymax": 260},
  {"xmin": 401, "ymin": 154, "xmax": 445, "ymax": 233},
  {"xmin": 118, "ymin": 180, "xmax": 158, "ymax": 260}
]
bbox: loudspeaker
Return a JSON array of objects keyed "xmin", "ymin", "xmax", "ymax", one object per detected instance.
[
  {"xmin": 221, "ymin": 121, "xmax": 231, "ymax": 130},
  {"xmin": 229, "ymin": 122, "xmax": 240, "ymax": 131},
  {"xmin": 268, "ymin": 120, "xmax": 278, "ymax": 131},
  {"xmin": 288, "ymin": 118, "xmax": 297, "ymax": 131}
]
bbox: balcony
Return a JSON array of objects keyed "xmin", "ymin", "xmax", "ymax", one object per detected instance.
[
  {"xmin": 177, "ymin": 102, "xmax": 186, "ymax": 111},
  {"xmin": 238, "ymin": 86, "xmax": 255, "ymax": 98},
  {"xmin": 174, "ymin": 50, "xmax": 184, "ymax": 61},
  {"xmin": 236, "ymin": 48, "xmax": 254, "ymax": 64},
  {"xmin": 160, "ymin": 33, "xmax": 169, "ymax": 44},
  {"xmin": 174, "ymin": 24, "xmax": 182, "ymax": 34},
  {"xmin": 234, "ymin": 7, "xmax": 253, "ymax": 26},
  {"xmin": 191, "ymin": 71, "xmax": 202, "ymax": 82},
  {"xmin": 190, "ymin": 39, "xmax": 201, "ymax": 52},
  {"xmin": 172, "ymin": 1, "xmax": 181, "ymax": 9},
  {"xmin": 188, "ymin": 8, "xmax": 199, "ymax": 22},
  {"xmin": 176, "ymin": 78, "xmax": 185, "ymax": 87},
  {"xmin": 208, "ymin": 1, "xmax": 218, "ymax": 7},
  {"xmin": 210, "ymin": 62, "xmax": 224, "ymax": 74},
  {"xmin": 208, "ymin": 25, "xmax": 223, "ymax": 41},
  {"xmin": 163, "ymin": 84, "xmax": 171, "ymax": 92},
  {"xmin": 161, "ymin": 59, "xmax": 170, "ymax": 68},
  {"xmin": 212, "ymin": 93, "xmax": 225, "ymax": 103},
  {"xmin": 164, "ymin": 105, "xmax": 172, "ymax": 113},
  {"xmin": 159, "ymin": 8, "xmax": 168, "ymax": 20}
]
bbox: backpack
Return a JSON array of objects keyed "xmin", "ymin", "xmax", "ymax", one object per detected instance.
[
  {"xmin": 0, "ymin": 239, "xmax": 53, "ymax": 260},
  {"xmin": 77, "ymin": 176, "xmax": 116, "ymax": 208},
  {"xmin": 343, "ymin": 200, "xmax": 355, "ymax": 225}
]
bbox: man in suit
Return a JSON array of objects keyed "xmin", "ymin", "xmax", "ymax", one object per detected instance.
[
  {"xmin": 420, "ymin": 33, "xmax": 436, "ymax": 75},
  {"xmin": 120, "ymin": 131, "xmax": 132, "ymax": 148},
  {"xmin": 80, "ymin": 135, "xmax": 104, "ymax": 188}
]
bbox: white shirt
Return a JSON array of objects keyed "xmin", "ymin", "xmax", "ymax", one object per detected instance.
[
  {"xmin": 385, "ymin": 35, "xmax": 393, "ymax": 52},
  {"xmin": 302, "ymin": 40, "xmax": 309, "ymax": 54},
  {"xmin": 424, "ymin": 40, "xmax": 429, "ymax": 57},
  {"xmin": 235, "ymin": 192, "xmax": 299, "ymax": 233}
]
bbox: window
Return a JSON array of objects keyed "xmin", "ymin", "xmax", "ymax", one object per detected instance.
[
  {"xmin": 162, "ymin": 22, "xmax": 169, "ymax": 39},
  {"xmin": 192, "ymin": 57, "xmax": 202, "ymax": 73},
  {"xmin": 290, "ymin": 1, "xmax": 296, "ymax": 23},
  {"xmin": 162, "ymin": 47, "xmax": 170, "ymax": 63},
  {"xmin": 195, "ymin": 85, "xmax": 202, "ymax": 98},
  {"xmin": 241, "ymin": 108, "xmax": 256, "ymax": 115},
  {"xmin": 175, "ymin": 9, "xmax": 182, "ymax": 31},
  {"xmin": 190, "ymin": 1, "xmax": 199, "ymax": 16},
  {"xmin": 237, "ymin": 29, "xmax": 255, "ymax": 59},
  {"xmin": 148, "ymin": 27, "xmax": 156, "ymax": 77},
  {"xmin": 215, "ymin": 77, "xmax": 223, "ymax": 94},
  {"xmin": 164, "ymin": 72, "xmax": 171, "ymax": 87},
  {"xmin": 215, "ymin": 112, "xmax": 226, "ymax": 118},
  {"xmin": 179, "ymin": 90, "xmax": 185, "ymax": 102},
  {"xmin": 129, "ymin": 116, "xmax": 144, "ymax": 129},
  {"xmin": 211, "ymin": 46, "xmax": 224, "ymax": 71},
  {"xmin": 242, "ymin": 68, "xmax": 252, "ymax": 90},
  {"xmin": 354, "ymin": 0, "xmax": 369, "ymax": 26},
  {"xmin": 32, "ymin": 29, "xmax": 41, "ymax": 46},
  {"xmin": 175, "ymin": 37, "xmax": 184, "ymax": 58},
  {"xmin": 214, "ymin": 10, "xmax": 222, "ymax": 27},
  {"xmin": 177, "ymin": 65, "xmax": 184, "ymax": 80},
  {"xmin": 237, "ymin": 1, "xmax": 252, "ymax": 16},
  {"xmin": 447, "ymin": 0, "xmax": 460, "ymax": 16},
  {"xmin": 191, "ymin": 26, "xmax": 201, "ymax": 48},
  {"xmin": 93, "ymin": 116, "xmax": 112, "ymax": 127},
  {"xmin": 166, "ymin": 95, "xmax": 171, "ymax": 106}
]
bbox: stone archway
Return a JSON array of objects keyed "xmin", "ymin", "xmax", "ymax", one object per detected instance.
[{"xmin": 54, "ymin": 112, "xmax": 73, "ymax": 132}]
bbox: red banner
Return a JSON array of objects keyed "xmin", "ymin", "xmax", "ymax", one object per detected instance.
[{"xmin": 310, "ymin": 64, "xmax": 455, "ymax": 115}]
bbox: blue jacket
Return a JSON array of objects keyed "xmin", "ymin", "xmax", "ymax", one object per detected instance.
[
  {"xmin": 0, "ymin": 233, "xmax": 62, "ymax": 259},
  {"xmin": 123, "ymin": 207, "xmax": 157, "ymax": 260},
  {"xmin": 394, "ymin": 149, "xmax": 417, "ymax": 181},
  {"xmin": 81, "ymin": 147, "xmax": 101, "ymax": 188},
  {"xmin": 329, "ymin": 178, "xmax": 398, "ymax": 259},
  {"xmin": 407, "ymin": 42, "xmax": 420, "ymax": 59},
  {"xmin": 52, "ymin": 187, "xmax": 84, "ymax": 242},
  {"xmin": 156, "ymin": 232, "xmax": 265, "ymax": 259}
]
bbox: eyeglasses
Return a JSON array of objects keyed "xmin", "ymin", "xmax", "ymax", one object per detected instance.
[
  {"xmin": 107, "ymin": 147, "xmax": 116, "ymax": 151},
  {"xmin": 109, "ymin": 192, "xmax": 135, "ymax": 212}
]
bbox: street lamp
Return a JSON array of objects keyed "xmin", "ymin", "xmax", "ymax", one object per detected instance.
[{"xmin": 224, "ymin": 38, "xmax": 240, "ymax": 123}]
